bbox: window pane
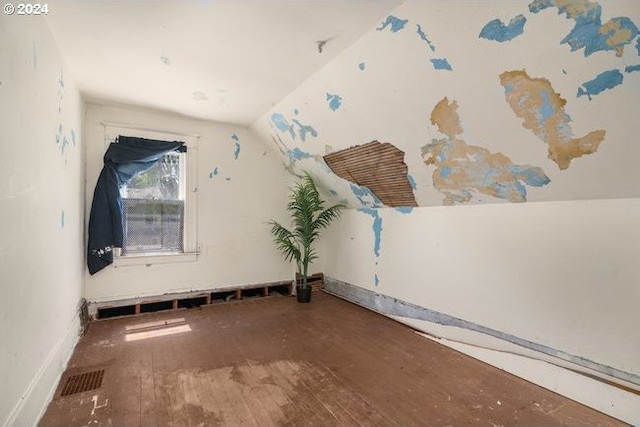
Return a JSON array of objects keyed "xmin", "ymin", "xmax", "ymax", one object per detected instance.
[
  {"xmin": 121, "ymin": 199, "xmax": 184, "ymax": 255},
  {"xmin": 126, "ymin": 153, "xmax": 182, "ymax": 200}
]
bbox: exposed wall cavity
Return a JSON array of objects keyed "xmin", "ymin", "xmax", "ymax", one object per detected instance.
[{"xmin": 324, "ymin": 141, "xmax": 417, "ymax": 208}]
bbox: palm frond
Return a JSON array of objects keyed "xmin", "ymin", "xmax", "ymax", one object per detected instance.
[{"xmin": 268, "ymin": 172, "xmax": 344, "ymax": 285}]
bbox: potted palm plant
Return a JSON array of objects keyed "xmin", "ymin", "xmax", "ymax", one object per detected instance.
[{"xmin": 269, "ymin": 172, "xmax": 345, "ymax": 303}]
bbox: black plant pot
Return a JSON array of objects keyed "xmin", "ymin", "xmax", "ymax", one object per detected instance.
[{"xmin": 296, "ymin": 286, "xmax": 312, "ymax": 303}]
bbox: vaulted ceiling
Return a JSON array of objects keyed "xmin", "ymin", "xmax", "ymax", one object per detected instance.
[{"xmin": 45, "ymin": 0, "xmax": 402, "ymax": 125}]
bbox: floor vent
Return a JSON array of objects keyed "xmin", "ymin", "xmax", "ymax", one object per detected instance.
[{"xmin": 60, "ymin": 370, "xmax": 105, "ymax": 397}]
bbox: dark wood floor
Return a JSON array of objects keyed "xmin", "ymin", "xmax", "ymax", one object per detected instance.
[{"xmin": 40, "ymin": 291, "xmax": 625, "ymax": 426}]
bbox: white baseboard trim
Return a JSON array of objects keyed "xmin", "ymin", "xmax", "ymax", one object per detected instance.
[
  {"xmin": 2, "ymin": 313, "xmax": 80, "ymax": 427},
  {"xmin": 415, "ymin": 332, "xmax": 640, "ymax": 425}
]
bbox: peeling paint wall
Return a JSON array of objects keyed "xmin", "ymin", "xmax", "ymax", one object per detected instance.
[
  {"xmin": 253, "ymin": 0, "xmax": 640, "ymax": 207},
  {"xmin": 250, "ymin": 0, "xmax": 640, "ymax": 412},
  {"xmin": 0, "ymin": 14, "xmax": 84, "ymax": 427},
  {"xmin": 84, "ymin": 103, "xmax": 293, "ymax": 302}
]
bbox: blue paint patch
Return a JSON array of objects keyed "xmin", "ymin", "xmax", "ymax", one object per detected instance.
[
  {"xmin": 233, "ymin": 142, "xmax": 241, "ymax": 160},
  {"xmin": 395, "ymin": 207, "xmax": 414, "ymax": 214},
  {"xmin": 291, "ymin": 119, "xmax": 318, "ymax": 141},
  {"xmin": 294, "ymin": 109, "xmax": 299, "ymax": 115},
  {"xmin": 377, "ymin": 15, "xmax": 408, "ymax": 33},
  {"xmin": 440, "ymin": 166, "xmax": 452, "ymax": 178},
  {"xmin": 509, "ymin": 165, "xmax": 551, "ymax": 187},
  {"xmin": 374, "ymin": 274, "xmax": 380, "ymax": 287},
  {"xmin": 209, "ymin": 167, "xmax": 218, "ymax": 179},
  {"xmin": 416, "ymin": 24, "xmax": 436, "ymax": 51},
  {"xmin": 329, "ymin": 189, "xmax": 338, "ymax": 196},
  {"xmin": 408, "ymin": 174, "xmax": 417, "ymax": 190},
  {"xmin": 231, "ymin": 134, "xmax": 239, "ymax": 141},
  {"xmin": 358, "ymin": 62, "xmax": 366, "ymax": 71},
  {"xmin": 60, "ymin": 210, "xmax": 65, "ymax": 229},
  {"xmin": 530, "ymin": 1, "xmax": 639, "ymax": 57},
  {"xmin": 58, "ymin": 70, "xmax": 64, "ymax": 88},
  {"xmin": 479, "ymin": 14, "xmax": 526, "ymax": 42},
  {"xmin": 625, "ymin": 64, "xmax": 640, "ymax": 73},
  {"xmin": 71, "ymin": 129, "xmax": 76, "ymax": 146},
  {"xmin": 538, "ymin": 89, "xmax": 555, "ymax": 125},
  {"xmin": 577, "ymin": 69, "xmax": 624, "ymax": 100},
  {"xmin": 326, "ymin": 93, "xmax": 343, "ymax": 111},
  {"xmin": 503, "ymin": 84, "xmax": 514, "ymax": 93},
  {"xmin": 350, "ymin": 184, "xmax": 383, "ymax": 208},
  {"xmin": 271, "ymin": 113, "xmax": 295, "ymax": 139},
  {"xmin": 289, "ymin": 147, "xmax": 315, "ymax": 161},
  {"xmin": 431, "ymin": 58, "xmax": 452, "ymax": 71},
  {"xmin": 637, "ymin": 37, "xmax": 640, "ymax": 55},
  {"xmin": 358, "ymin": 208, "xmax": 382, "ymax": 257}
]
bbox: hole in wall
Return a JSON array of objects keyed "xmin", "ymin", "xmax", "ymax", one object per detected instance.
[{"xmin": 323, "ymin": 141, "xmax": 418, "ymax": 207}]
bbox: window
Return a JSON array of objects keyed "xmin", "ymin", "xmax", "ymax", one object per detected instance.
[
  {"xmin": 121, "ymin": 151, "xmax": 185, "ymax": 255},
  {"xmin": 104, "ymin": 124, "xmax": 198, "ymax": 264}
]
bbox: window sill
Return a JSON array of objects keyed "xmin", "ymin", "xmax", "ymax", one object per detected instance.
[{"xmin": 114, "ymin": 252, "xmax": 199, "ymax": 268}]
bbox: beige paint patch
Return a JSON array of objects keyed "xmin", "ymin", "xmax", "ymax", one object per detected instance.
[
  {"xmin": 500, "ymin": 70, "xmax": 605, "ymax": 169},
  {"xmin": 423, "ymin": 97, "xmax": 550, "ymax": 205},
  {"xmin": 430, "ymin": 97, "xmax": 463, "ymax": 138}
]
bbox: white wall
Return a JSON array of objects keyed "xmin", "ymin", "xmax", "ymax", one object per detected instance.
[
  {"xmin": 250, "ymin": 0, "xmax": 640, "ymax": 419},
  {"xmin": 84, "ymin": 103, "xmax": 294, "ymax": 302},
  {"xmin": 0, "ymin": 15, "xmax": 84, "ymax": 427},
  {"xmin": 325, "ymin": 200, "xmax": 640, "ymax": 378}
]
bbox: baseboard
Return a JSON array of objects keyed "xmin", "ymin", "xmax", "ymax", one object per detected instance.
[
  {"xmin": 323, "ymin": 277, "xmax": 640, "ymax": 425},
  {"xmin": 2, "ymin": 312, "xmax": 80, "ymax": 427},
  {"xmin": 416, "ymin": 332, "xmax": 640, "ymax": 425}
]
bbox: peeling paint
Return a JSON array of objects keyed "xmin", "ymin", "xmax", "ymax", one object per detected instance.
[
  {"xmin": 416, "ymin": 24, "xmax": 436, "ymax": 51},
  {"xmin": 350, "ymin": 183, "xmax": 383, "ymax": 208},
  {"xmin": 500, "ymin": 70, "xmax": 605, "ymax": 169},
  {"xmin": 374, "ymin": 273, "xmax": 380, "ymax": 287},
  {"xmin": 424, "ymin": 97, "xmax": 550, "ymax": 204},
  {"xmin": 234, "ymin": 142, "xmax": 241, "ymax": 160},
  {"xmin": 271, "ymin": 113, "xmax": 295, "ymax": 139},
  {"xmin": 291, "ymin": 119, "xmax": 318, "ymax": 141},
  {"xmin": 377, "ymin": 15, "xmax": 408, "ymax": 33},
  {"xmin": 395, "ymin": 207, "xmax": 413, "ymax": 214},
  {"xmin": 358, "ymin": 62, "xmax": 366, "ymax": 71},
  {"xmin": 529, "ymin": 0, "xmax": 638, "ymax": 57},
  {"xmin": 358, "ymin": 208, "xmax": 382, "ymax": 257},
  {"xmin": 408, "ymin": 174, "xmax": 417, "ymax": 190},
  {"xmin": 625, "ymin": 64, "xmax": 640, "ymax": 73},
  {"xmin": 479, "ymin": 14, "xmax": 526, "ymax": 42},
  {"xmin": 326, "ymin": 93, "xmax": 342, "ymax": 111},
  {"xmin": 209, "ymin": 167, "xmax": 218, "ymax": 179},
  {"xmin": 577, "ymin": 69, "xmax": 624, "ymax": 99},
  {"xmin": 431, "ymin": 58, "xmax": 452, "ymax": 71}
]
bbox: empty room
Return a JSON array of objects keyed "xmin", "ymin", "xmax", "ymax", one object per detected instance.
[{"xmin": 1, "ymin": 0, "xmax": 639, "ymax": 425}]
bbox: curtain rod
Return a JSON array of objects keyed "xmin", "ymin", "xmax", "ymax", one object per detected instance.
[{"xmin": 102, "ymin": 121, "xmax": 201, "ymax": 139}]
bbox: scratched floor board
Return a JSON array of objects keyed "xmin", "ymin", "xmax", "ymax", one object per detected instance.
[{"xmin": 39, "ymin": 292, "xmax": 627, "ymax": 426}]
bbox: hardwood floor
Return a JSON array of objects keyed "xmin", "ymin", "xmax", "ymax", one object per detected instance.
[{"xmin": 40, "ymin": 291, "xmax": 626, "ymax": 426}]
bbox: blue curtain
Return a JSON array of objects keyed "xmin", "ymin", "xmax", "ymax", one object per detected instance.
[{"xmin": 87, "ymin": 136, "xmax": 184, "ymax": 275}]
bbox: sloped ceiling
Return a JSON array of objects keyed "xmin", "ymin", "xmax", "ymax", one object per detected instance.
[
  {"xmin": 45, "ymin": 0, "xmax": 402, "ymax": 125},
  {"xmin": 252, "ymin": 0, "xmax": 640, "ymax": 208}
]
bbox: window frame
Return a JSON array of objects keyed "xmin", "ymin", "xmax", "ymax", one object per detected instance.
[{"xmin": 103, "ymin": 123, "xmax": 199, "ymax": 266}]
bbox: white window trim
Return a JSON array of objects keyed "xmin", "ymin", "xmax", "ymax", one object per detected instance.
[{"xmin": 103, "ymin": 123, "xmax": 199, "ymax": 266}]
